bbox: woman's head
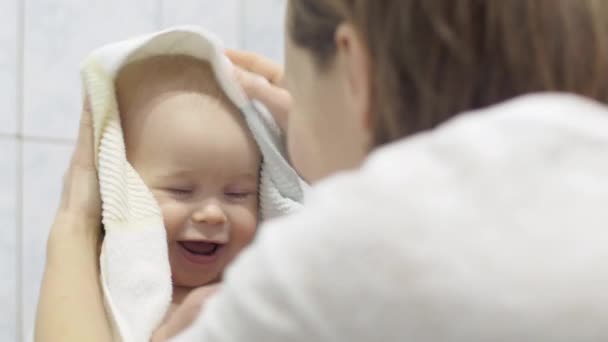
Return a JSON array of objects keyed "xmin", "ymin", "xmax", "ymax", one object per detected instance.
[{"xmin": 284, "ymin": 0, "xmax": 608, "ymax": 181}]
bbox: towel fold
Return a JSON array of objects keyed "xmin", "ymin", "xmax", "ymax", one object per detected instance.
[{"xmin": 81, "ymin": 26, "xmax": 306, "ymax": 342}]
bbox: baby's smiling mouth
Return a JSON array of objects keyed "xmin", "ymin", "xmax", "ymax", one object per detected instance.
[{"xmin": 179, "ymin": 241, "xmax": 222, "ymax": 256}]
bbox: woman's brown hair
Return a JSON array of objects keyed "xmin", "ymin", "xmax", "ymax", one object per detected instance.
[{"xmin": 289, "ymin": 0, "xmax": 608, "ymax": 146}]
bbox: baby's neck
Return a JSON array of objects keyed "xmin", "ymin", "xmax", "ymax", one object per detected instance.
[
  {"xmin": 172, "ymin": 285, "xmax": 193, "ymax": 305},
  {"xmin": 171, "ymin": 276, "xmax": 221, "ymax": 305},
  {"xmin": 163, "ymin": 285, "xmax": 194, "ymax": 322}
]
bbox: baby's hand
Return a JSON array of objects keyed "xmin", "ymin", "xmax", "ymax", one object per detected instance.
[
  {"xmin": 227, "ymin": 49, "xmax": 292, "ymax": 133},
  {"xmin": 151, "ymin": 284, "xmax": 220, "ymax": 342}
]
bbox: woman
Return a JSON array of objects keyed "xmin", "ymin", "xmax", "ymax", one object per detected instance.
[{"xmin": 37, "ymin": 0, "xmax": 608, "ymax": 341}]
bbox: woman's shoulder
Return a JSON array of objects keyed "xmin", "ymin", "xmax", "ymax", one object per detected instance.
[
  {"xmin": 258, "ymin": 91, "xmax": 608, "ymax": 263},
  {"xmin": 209, "ymin": 93, "xmax": 608, "ymax": 341}
]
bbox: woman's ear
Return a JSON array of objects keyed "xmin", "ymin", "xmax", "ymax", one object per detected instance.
[{"xmin": 334, "ymin": 23, "xmax": 373, "ymax": 130}]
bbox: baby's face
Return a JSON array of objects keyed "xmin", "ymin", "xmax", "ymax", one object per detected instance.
[{"xmin": 117, "ymin": 57, "xmax": 261, "ymax": 288}]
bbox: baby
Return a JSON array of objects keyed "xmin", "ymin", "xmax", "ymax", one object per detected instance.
[{"xmin": 115, "ymin": 55, "xmax": 262, "ymax": 314}]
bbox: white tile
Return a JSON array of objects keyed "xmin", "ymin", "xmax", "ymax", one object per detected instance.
[
  {"xmin": 21, "ymin": 141, "xmax": 73, "ymax": 337},
  {"xmin": 0, "ymin": 0, "xmax": 17, "ymax": 135},
  {"xmin": 23, "ymin": 0, "xmax": 159, "ymax": 140},
  {"xmin": 0, "ymin": 139, "xmax": 17, "ymax": 342},
  {"xmin": 242, "ymin": 0, "xmax": 286, "ymax": 63},
  {"xmin": 161, "ymin": 0, "xmax": 241, "ymax": 48}
]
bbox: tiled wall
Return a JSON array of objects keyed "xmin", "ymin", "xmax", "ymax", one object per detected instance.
[{"xmin": 0, "ymin": 0, "xmax": 287, "ymax": 340}]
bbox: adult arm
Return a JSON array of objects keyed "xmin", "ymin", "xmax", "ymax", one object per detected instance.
[
  {"xmin": 35, "ymin": 100, "xmax": 113, "ymax": 342},
  {"xmin": 169, "ymin": 175, "xmax": 389, "ymax": 342},
  {"xmin": 172, "ymin": 210, "xmax": 338, "ymax": 341}
]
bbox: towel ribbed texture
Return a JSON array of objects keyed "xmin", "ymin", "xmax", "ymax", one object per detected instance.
[{"xmin": 81, "ymin": 26, "xmax": 306, "ymax": 342}]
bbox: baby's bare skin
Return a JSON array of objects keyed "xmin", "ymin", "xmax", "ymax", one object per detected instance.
[{"xmin": 115, "ymin": 56, "xmax": 261, "ymax": 330}]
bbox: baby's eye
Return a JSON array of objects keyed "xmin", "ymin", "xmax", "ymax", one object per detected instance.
[
  {"xmin": 166, "ymin": 187, "xmax": 194, "ymax": 197},
  {"xmin": 225, "ymin": 191, "xmax": 255, "ymax": 200}
]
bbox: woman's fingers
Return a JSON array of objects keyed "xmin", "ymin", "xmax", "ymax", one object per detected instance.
[
  {"xmin": 227, "ymin": 49, "xmax": 292, "ymax": 132},
  {"xmin": 71, "ymin": 96, "xmax": 96, "ymax": 171},
  {"xmin": 59, "ymin": 96, "xmax": 101, "ymax": 223},
  {"xmin": 226, "ymin": 49, "xmax": 284, "ymax": 85},
  {"xmin": 232, "ymin": 67, "xmax": 292, "ymax": 131}
]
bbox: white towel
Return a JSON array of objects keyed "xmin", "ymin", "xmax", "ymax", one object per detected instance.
[{"xmin": 81, "ymin": 26, "xmax": 306, "ymax": 342}]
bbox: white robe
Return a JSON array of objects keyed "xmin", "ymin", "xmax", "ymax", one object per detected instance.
[{"xmin": 174, "ymin": 93, "xmax": 608, "ymax": 341}]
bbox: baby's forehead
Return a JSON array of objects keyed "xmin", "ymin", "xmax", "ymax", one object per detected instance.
[
  {"xmin": 116, "ymin": 55, "xmax": 260, "ymax": 166},
  {"xmin": 115, "ymin": 55, "xmax": 232, "ymax": 109}
]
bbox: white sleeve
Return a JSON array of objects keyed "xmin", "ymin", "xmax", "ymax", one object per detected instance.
[
  {"xmin": 171, "ymin": 215, "xmax": 339, "ymax": 341},
  {"xmin": 170, "ymin": 99, "xmax": 608, "ymax": 342},
  {"xmin": 171, "ymin": 175, "xmax": 387, "ymax": 342}
]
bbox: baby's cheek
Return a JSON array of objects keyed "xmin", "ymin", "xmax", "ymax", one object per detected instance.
[
  {"xmin": 157, "ymin": 199, "xmax": 189, "ymax": 239},
  {"xmin": 231, "ymin": 205, "xmax": 258, "ymax": 245}
]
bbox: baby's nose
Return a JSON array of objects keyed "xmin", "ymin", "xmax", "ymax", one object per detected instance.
[{"xmin": 192, "ymin": 201, "xmax": 227, "ymax": 226}]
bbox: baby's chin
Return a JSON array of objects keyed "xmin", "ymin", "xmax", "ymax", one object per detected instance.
[{"xmin": 171, "ymin": 270, "xmax": 220, "ymax": 289}]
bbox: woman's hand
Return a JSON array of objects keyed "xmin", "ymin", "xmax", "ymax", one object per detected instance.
[
  {"xmin": 35, "ymin": 98, "xmax": 112, "ymax": 342},
  {"xmin": 227, "ymin": 49, "xmax": 292, "ymax": 133},
  {"xmin": 49, "ymin": 96, "xmax": 102, "ymax": 250},
  {"xmin": 152, "ymin": 284, "xmax": 221, "ymax": 342}
]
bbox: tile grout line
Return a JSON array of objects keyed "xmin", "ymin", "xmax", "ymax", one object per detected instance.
[
  {"xmin": 0, "ymin": 133, "xmax": 17, "ymax": 140},
  {"xmin": 238, "ymin": 0, "xmax": 246, "ymax": 49},
  {"xmin": 0, "ymin": 133, "xmax": 75, "ymax": 145},
  {"xmin": 156, "ymin": 0, "xmax": 163, "ymax": 30},
  {"xmin": 16, "ymin": 0, "xmax": 25, "ymax": 339},
  {"xmin": 22, "ymin": 136, "xmax": 74, "ymax": 144}
]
